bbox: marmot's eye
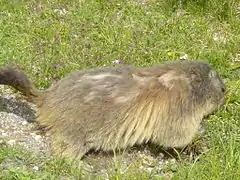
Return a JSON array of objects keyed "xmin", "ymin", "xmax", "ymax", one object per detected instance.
[{"xmin": 221, "ymin": 87, "xmax": 226, "ymax": 93}]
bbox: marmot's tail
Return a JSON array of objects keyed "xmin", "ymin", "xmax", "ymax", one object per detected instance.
[{"xmin": 0, "ymin": 67, "xmax": 43, "ymax": 103}]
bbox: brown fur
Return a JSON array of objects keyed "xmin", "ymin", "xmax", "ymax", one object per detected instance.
[{"xmin": 0, "ymin": 60, "xmax": 226, "ymax": 159}]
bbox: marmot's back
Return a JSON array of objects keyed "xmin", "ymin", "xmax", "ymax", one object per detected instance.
[{"xmin": 0, "ymin": 60, "xmax": 226, "ymax": 159}]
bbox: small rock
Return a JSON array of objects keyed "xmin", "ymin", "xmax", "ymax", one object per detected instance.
[
  {"xmin": 158, "ymin": 152, "xmax": 165, "ymax": 159},
  {"xmin": 22, "ymin": 121, "xmax": 28, "ymax": 125},
  {"xmin": 34, "ymin": 135, "xmax": 42, "ymax": 141},
  {"xmin": 1, "ymin": 132, "xmax": 8, "ymax": 137},
  {"xmin": 0, "ymin": 139, "xmax": 5, "ymax": 144},
  {"xmin": 30, "ymin": 133, "xmax": 35, "ymax": 136},
  {"xmin": 7, "ymin": 139, "xmax": 16, "ymax": 146}
]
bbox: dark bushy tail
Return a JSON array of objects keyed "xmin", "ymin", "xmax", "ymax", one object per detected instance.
[{"xmin": 0, "ymin": 67, "xmax": 42, "ymax": 103}]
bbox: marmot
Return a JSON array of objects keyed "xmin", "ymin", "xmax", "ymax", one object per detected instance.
[{"xmin": 0, "ymin": 60, "xmax": 226, "ymax": 159}]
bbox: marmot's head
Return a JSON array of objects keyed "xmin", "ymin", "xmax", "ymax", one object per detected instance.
[
  {"xmin": 177, "ymin": 61, "xmax": 226, "ymax": 116},
  {"xmin": 132, "ymin": 60, "xmax": 226, "ymax": 117}
]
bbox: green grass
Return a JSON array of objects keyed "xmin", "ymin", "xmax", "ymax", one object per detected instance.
[
  {"xmin": 0, "ymin": 145, "xmax": 84, "ymax": 179},
  {"xmin": 0, "ymin": 0, "xmax": 240, "ymax": 179}
]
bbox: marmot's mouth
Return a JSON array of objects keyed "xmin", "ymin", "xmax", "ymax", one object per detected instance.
[{"xmin": 203, "ymin": 98, "xmax": 225, "ymax": 119}]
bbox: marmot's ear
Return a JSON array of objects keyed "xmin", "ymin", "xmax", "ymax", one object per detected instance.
[
  {"xmin": 158, "ymin": 70, "xmax": 189, "ymax": 90},
  {"xmin": 132, "ymin": 68, "xmax": 188, "ymax": 89},
  {"xmin": 131, "ymin": 68, "xmax": 155, "ymax": 83},
  {"xmin": 132, "ymin": 68, "xmax": 153, "ymax": 77},
  {"xmin": 157, "ymin": 70, "xmax": 177, "ymax": 89},
  {"xmin": 132, "ymin": 67, "xmax": 167, "ymax": 78}
]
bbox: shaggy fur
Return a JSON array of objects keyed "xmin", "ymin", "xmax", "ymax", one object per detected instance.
[{"xmin": 0, "ymin": 60, "xmax": 226, "ymax": 159}]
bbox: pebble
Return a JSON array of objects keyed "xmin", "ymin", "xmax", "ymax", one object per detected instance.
[
  {"xmin": 22, "ymin": 121, "xmax": 28, "ymax": 125},
  {"xmin": 7, "ymin": 139, "xmax": 16, "ymax": 146},
  {"xmin": 1, "ymin": 132, "xmax": 8, "ymax": 137},
  {"xmin": 34, "ymin": 135, "xmax": 42, "ymax": 141}
]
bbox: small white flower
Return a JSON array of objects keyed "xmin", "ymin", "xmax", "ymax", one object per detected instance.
[
  {"xmin": 213, "ymin": 32, "xmax": 226, "ymax": 43},
  {"xmin": 33, "ymin": 166, "xmax": 39, "ymax": 171},
  {"xmin": 213, "ymin": 33, "xmax": 220, "ymax": 41},
  {"xmin": 54, "ymin": 8, "xmax": 67, "ymax": 16},
  {"xmin": 112, "ymin": 59, "xmax": 123, "ymax": 64},
  {"xmin": 180, "ymin": 54, "xmax": 188, "ymax": 60}
]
